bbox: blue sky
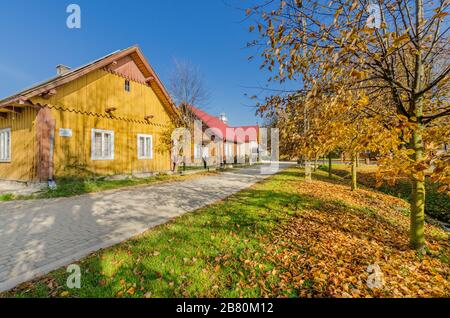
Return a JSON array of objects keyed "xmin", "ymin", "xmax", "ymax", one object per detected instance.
[{"xmin": 0, "ymin": 0, "xmax": 286, "ymax": 126}]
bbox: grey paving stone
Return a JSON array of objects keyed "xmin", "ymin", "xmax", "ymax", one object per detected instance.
[{"xmin": 0, "ymin": 163, "xmax": 293, "ymax": 292}]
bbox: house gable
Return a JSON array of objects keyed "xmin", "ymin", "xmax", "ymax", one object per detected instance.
[
  {"xmin": 106, "ymin": 56, "xmax": 147, "ymax": 83},
  {"xmin": 30, "ymin": 68, "xmax": 173, "ymax": 128},
  {"xmin": 0, "ymin": 46, "xmax": 179, "ymax": 120}
]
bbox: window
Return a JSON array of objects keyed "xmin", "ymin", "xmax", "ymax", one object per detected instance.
[
  {"xmin": 225, "ymin": 143, "xmax": 234, "ymax": 158},
  {"xmin": 91, "ymin": 129, "xmax": 114, "ymax": 160},
  {"xmin": 194, "ymin": 144, "xmax": 202, "ymax": 159},
  {"xmin": 250, "ymin": 141, "xmax": 259, "ymax": 154},
  {"xmin": 125, "ymin": 79, "xmax": 131, "ymax": 92},
  {"xmin": 0, "ymin": 128, "xmax": 11, "ymax": 162},
  {"xmin": 137, "ymin": 134, "xmax": 153, "ymax": 159}
]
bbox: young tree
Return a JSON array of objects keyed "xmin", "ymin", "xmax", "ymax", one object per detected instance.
[
  {"xmin": 247, "ymin": 0, "xmax": 449, "ymax": 250},
  {"xmin": 168, "ymin": 58, "xmax": 211, "ymax": 128},
  {"xmin": 161, "ymin": 59, "xmax": 211, "ymax": 158}
]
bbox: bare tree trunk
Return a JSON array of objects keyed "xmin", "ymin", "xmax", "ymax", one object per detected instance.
[
  {"xmin": 304, "ymin": 160, "xmax": 312, "ymax": 182},
  {"xmin": 409, "ymin": 0, "xmax": 426, "ymax": 250},
  {"xmin": 410, "ymin": 128, "xmax": 426, "ymax": 250},
  {"xmin": 302, "ymin": 16, "xmax": 312, "ymax": 183},
  {"xmin": 351, "ymin": 153, "xmax": 357, "ymax": 191}
]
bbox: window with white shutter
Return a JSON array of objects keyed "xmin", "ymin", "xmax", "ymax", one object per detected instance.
[
  {"xmin": 137, "ymin": 134, "xmax": 153, "ymax": 159},
  {"xmin": 0, "ymin": 128, "xmax": 11, "ymax": 162},
  {"xmin": 91, "ymin": 129, "xmax": 114, "ymax": 160}
]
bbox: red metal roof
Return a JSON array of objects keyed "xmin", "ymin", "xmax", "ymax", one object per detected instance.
[{"xmin": 187, "ymin": 105, "xmax": 258, "ymax": 143}]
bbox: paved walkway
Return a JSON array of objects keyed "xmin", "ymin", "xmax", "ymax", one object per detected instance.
[{"xmin": 0, "ymin": 163, "xmax": 292, "ymax": 292}]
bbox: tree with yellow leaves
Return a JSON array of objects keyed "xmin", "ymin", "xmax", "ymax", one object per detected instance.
[{"xmin": 248, "ymin": 0, "xmax": 449, "ymax": 250}]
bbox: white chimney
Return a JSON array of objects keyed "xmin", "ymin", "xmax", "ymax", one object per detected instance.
[
  {"xmin": 56, "ymin": 64, "xmax": 71, "ymax": 75},
  {"xmin": 219, "ymin": 112, "xmax": 228, "ymax": 124}
]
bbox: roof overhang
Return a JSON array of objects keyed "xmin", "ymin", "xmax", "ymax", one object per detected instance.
[{"xmin": 0, "ymin": 46, "xmax": 180, "ymax": 119}]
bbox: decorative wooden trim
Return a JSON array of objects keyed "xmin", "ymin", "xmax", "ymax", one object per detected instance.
[
  {"xmin": 0, "ymin": 46, "xmax": 180, "ymax": 120},
  {"xmin": 39, "ymin": 89, "xmax": 57, "ymax": 99},
  {"xmin": 104, "ymin": 68, "xmax": 148, "ymax": 85},
  {"xmin": 3, "ymin": 106, "xmax": 22, "ymax": 113}
]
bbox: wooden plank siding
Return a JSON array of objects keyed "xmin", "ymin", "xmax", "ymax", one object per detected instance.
[
  {"xmin": 33, "ymin": 68, "xmax": 173, "ymax": 178},
  {"xmin": 0, "ymin": 108, "xmax": 38, "ymax": 181},
  {"xmin": 0, "ymin": 67, "xmax": 174, "ymax": 181}
]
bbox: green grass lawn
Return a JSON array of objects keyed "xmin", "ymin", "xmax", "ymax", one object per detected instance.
[
  {"xmin": 4, "ymin": 168, "xmax": 301, "ymax": 298},
  {"xmin": 2, "ymin": 167, "xmax": 448, "ymax": 298},
  {"xmin": 177, "ymin": 165, "xmax": 206, "ymax": 172}
]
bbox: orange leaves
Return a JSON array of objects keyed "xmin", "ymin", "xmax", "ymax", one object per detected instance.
[
  {"xmin": 392, "ymin": 33, "xmax": 410, "ymax": 48},
  {"xmin": 350, "ymin": 69, "xmax": 366, "ymax": 80},
  {"xmin": 60, "ymin": 291, "xmax": 70, "ymax": 297},
  {"xmin": 258, "ymin": 176, "xmax": 449, "ymax": 297},
  {"xmin": 357, "ymin": 95, "xmax": 369, "ymax": 106},
  {"xmin": 432, "ymin": 11, "xmax": 448, "ymax": 20}
]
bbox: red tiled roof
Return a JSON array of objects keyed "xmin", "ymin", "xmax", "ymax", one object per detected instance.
[
  {"xmin": 233, "ymin": 125, "xmax": 259, "ymax": 143},
  {"xmin": 187, "ymin": 105, "xmax": 258, "ymax": 143}
]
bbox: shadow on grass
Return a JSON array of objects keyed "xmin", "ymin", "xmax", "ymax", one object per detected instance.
[
  {"xmin": 319, "ymin": 165, "xmax": 450, "ymax": 223},
  {"xmin": 4, "ymin": 168, "xmax": 446, "ymax": 298}
]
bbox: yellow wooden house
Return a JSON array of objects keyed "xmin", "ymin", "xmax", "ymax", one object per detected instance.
[{"xmin": 0, "ymin": 46, "xmax": 178, "ymax": 182}]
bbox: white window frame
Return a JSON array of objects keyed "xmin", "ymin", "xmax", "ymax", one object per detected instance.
[
  {"xmin": 194, "ymin": 143, "xmax": 202, "ymax": 159},
  {"xmin": 137, "ymin": 134, "xmax": 153, "ymax": 160},
  {"xmin": 225, "ymin": 142, "xmax": 234, "ymax": 158},
  {"xmin": 91, "ymin": 129, "xmax": 114, "ymax": 160},
  {"xmin": 125, "ymin": 79, "xmax": 131, "ymax": 92},
  {"xmin": 0, "ymin": 128, "xmax": 11, "ymax": 162}
]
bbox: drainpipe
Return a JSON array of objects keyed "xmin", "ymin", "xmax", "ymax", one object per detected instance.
[{"xmin": 48, "ymin": 127, "xmax": 57, "ymax": 189}]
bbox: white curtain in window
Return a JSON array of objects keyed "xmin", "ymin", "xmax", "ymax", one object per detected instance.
[
  {"xmin": 145, "ymin": 137, "xmax": 152, "ymax": 157},
  {"xmin": 137, "ymin": 134, "xmax": 152, "ymax": 159},
  {"xmin": 0, "ymin": 129, "xmax": 11, "ymax": 161},
  {"xmin": 94, "ymin": 132, "xmax": 102, "ymax": 158},
  {"xmin": 92, "ymin": 129, "xmax": 114, "ymax": 160}
]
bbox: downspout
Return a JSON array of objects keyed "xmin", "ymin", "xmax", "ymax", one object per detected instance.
[{"xmin": 48, "ymin": 126, "xmax": 56, "ymax": 189}]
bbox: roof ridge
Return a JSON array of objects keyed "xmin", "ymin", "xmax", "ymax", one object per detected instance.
[
  {"xmin": 0, "ymin": 47, "xmax": 128, "ymax": 102},
  {"xmin": 0, "ymin": 46, "xmax": 178, "ymax": 118}
]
